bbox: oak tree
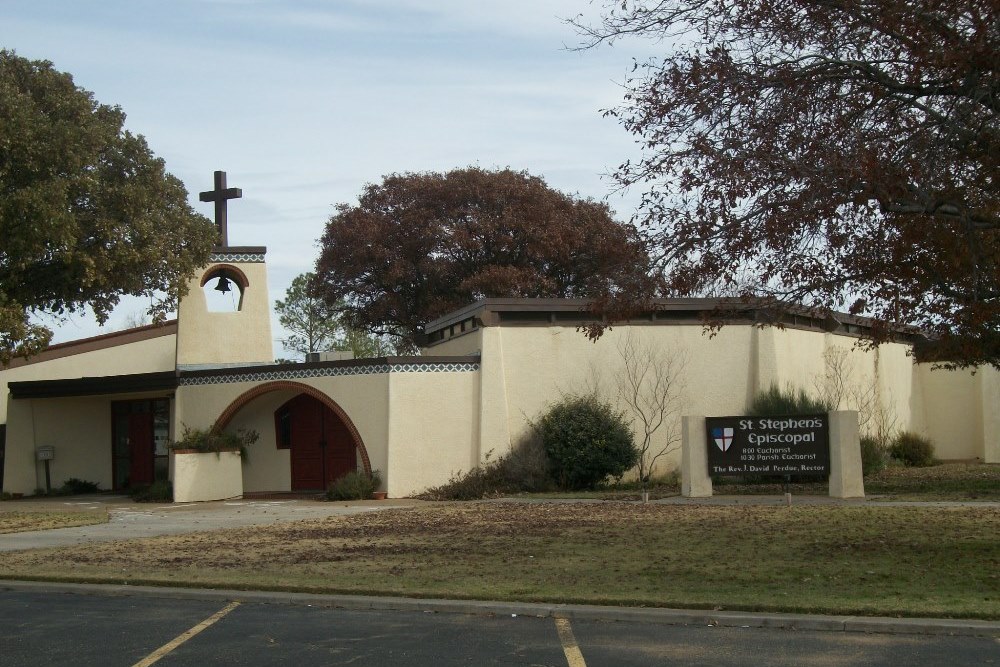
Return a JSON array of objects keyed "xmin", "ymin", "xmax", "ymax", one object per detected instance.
[
  {"xmin": 573, "ymin": 1, "xmax": 999, "ymax": 367},
  {"xmin": 0, "ymin": 51, "xmax": 217, "ymax": 365},
  {"xmin": 313, "ymin": 167, "xmax": 654, "ymax": 345}
]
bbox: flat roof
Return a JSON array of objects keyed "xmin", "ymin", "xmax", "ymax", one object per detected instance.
[{"xmin": 422, "ymin": 297, "xmax": 923, "ymax": 344}]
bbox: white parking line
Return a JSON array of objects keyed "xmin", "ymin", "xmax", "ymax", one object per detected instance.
[{"xmin": 131, "ymin": 601, "xmax": 240, "ymax": 667}]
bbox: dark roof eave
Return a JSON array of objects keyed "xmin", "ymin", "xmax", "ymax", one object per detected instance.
[{"xmin": 9, "ymin": 371, "xmax": 179, "ymax": 400}]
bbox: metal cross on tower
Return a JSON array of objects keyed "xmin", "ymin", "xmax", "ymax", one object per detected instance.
[{"xmin": 199, "ymin": 170, "xmax": 242, "ymax": 247}]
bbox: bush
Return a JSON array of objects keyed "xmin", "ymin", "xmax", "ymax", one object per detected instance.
[
  {"xmin": 59, "ymin": 478, "xmax": 102, "ymax": 495},
  {"xmin": 327, "ymin": 470, "xmax": 382, "ymax": 501},
  {"xmin": 169, "ymin": 425, "xmax": 259, "ymax": 462},
  {"xmin": 749, "ymin": 385, "xmax": 833, "ymax": 415},
  {"xmin": 890, "ymin": 432, "xmax": 936, "ymax": 467},
  {"xmin": 860, "ymin": 436, "xmax": 888, "ymax": 476},
  {"xmin": 420, "ymin": 435, "xmax": 554, "ymax": 500},
  {"xmin": 129, "ymin": 480, "xmax": 172, "ymax": 503},
  {"xmin": 536, "ymin": 395, "xmax": 638, "ymax": 491}
]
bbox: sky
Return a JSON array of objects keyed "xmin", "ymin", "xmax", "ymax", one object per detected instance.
[{"xmin": 2, "ymin": 0, "xmax": 654, "ymax": 355}]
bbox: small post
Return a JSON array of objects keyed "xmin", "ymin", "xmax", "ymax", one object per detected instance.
[{"xmin": 681, "ymin": 416, "xmax": 713, "ymax": 497}]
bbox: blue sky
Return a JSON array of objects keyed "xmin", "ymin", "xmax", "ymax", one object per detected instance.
[{"xmin": 3, "ymin": 0, "xmax": 651, "ymax": 352}]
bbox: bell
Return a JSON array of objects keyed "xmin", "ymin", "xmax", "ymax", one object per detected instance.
[{"xmin": 214, "ymin": 276, "xmax": 232, "ymax": 294}]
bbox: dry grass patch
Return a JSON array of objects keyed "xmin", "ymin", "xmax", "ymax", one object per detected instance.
[
  {"xmin": 866, "ymin": 463, "xmax": 1000, "ymax": 501},
  {"xmin": 0, "ymin": 503, "xmax": 996, "ymax": 619},
  {"xmin": 0, "ymin": 511, "xmax": 108, "ymax": 534}
]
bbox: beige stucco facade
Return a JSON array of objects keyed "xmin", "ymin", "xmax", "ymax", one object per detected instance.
[
  {"xmin": 3, "ymin": 286, "xmax": 996, "ymax": 499},
  {"xmin": 175, "ymin": 249, "xmax": 274, "ymax": 368},
  {"xmin": 422, "ymin": 300, "xmax": 999, "ymax": 474}
]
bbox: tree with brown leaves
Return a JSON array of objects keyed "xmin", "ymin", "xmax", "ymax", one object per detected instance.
[
  {"xmin": 313, "ymin": 167, "xmax": 654, "ymax": 345},
  {"xmin": 572, "ymin": 0, "xmax": 998, "ymax": 367}
]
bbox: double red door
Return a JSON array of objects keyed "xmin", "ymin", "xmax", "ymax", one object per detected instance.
[{"xmin": 284, "ymin": 394, "xmax": 356, "ymax": 491}]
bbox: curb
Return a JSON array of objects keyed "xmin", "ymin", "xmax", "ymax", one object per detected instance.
[{"xmin": 3, "ymin": 580, "xmax": 998, "ymax": 638}]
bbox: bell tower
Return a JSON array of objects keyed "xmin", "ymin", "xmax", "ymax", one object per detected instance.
[{"xmin": 175, "ymin": 171, "xmax": 274, "ymax": 368}]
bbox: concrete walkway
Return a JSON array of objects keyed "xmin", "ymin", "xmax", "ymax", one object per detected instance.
[{"xmin": 0, "ymin": 495, "xmax": 419, "ymax": 552}]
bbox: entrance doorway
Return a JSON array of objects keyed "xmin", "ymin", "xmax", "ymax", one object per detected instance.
[
  {"xmin": 112, "ymin": 399, "xmax": 169, "ymax": 490},
  {"xmin": 275, "ymin": 394, "xmax": 357, "ymax": 491}
]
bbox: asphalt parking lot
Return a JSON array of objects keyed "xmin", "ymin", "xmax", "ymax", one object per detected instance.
[{"xmin": 1, "ymin": 587, "xmax": 998, "ymax": 667}]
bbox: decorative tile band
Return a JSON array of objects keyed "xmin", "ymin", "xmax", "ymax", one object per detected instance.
[
  {"xmin": 209, "ymin": 252, "xmax": 266, "ymax": 263},
  {"xmin": 178, "ymin": 361, "xmax": 480, "ymax": 386}
]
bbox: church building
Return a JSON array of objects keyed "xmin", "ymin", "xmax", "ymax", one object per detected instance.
[{"xmin": 1, "ymin": 174, "xmax": 997, "ymax": 500}]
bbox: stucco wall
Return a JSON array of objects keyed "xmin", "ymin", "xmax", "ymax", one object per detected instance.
[
  {"xmin": 917, "ymin": 366, "xmax": 984, "ymax": 460},
  {"xmin": 176, "ymin": 260, "xmax": 273, "ymax": 366},
  {"xmin": 979, "ymin": 367, "xmax": 1000, "ymax": 463},
  {"xmin": 763, "ymin": 328, "xmax": 918, "ymax": 438},
  {"xmin": 486, "ymin": 324, "xmax": 759, "ymax": 475},
  {"xmin": 423, "ymin": 331, "xmax": 484, "ymax": 357},
  {"xmin": 172, "ymin": 450, "xmax": 243, "ymax": 502},
  {"xmin": 225, "ymin": 389, "xmax": 296, "ymax": 493},
  {"xmin": 175, "ymin": 373, "xmax": 392, "ymax": 493},
  {"xmin": 385, "ymin": 370, "xmax": 479, "ymax": 498},
  {"xmin": 0, "ymin": 334, "xmax": 176, "ymax": 424},
  {"xmin": 1, "ymin": 394, "xmax": 152, "ymax": 494}
]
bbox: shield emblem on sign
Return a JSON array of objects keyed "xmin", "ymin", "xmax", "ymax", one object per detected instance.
[{"xmin": 712, "ymin": 427, "xmax": 734, "ymax": 452}]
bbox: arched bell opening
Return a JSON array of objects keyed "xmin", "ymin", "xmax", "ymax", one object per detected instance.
[{"xmin": 200, "ymin": 264, "xmax": 249, "ymax": 312}]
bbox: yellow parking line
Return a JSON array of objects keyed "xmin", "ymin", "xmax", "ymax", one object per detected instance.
[
  {"xmin": 554, "ymin": 617, "xmax": 587, "ymax": 667},
  {"xmin": 132, "ymin": 600, "xmax": 240, "ymax": 667}
]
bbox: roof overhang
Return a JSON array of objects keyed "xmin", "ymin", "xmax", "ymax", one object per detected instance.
[{"xmin": 8, "ymin": 371, "xmax": 179, "ymax": 400}]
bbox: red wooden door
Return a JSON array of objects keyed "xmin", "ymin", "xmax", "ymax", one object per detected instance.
[
  {"xmin": 128, "ymin": 412, "xmax": 155, "ymax": 487},
  {"xmin": 287, "ymin": 394, "xmax": 357, "ymax": 491}
]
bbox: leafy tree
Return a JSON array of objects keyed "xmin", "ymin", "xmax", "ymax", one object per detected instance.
[
  {"xmin": 275, "ymin": 272, "xmax": 342, "ymax": 358},
  {"xmin": 572, "ymin": 1, "xmax": 999, "ymax": 368},
  {"xmin": 313, "ymin": 167, "xmax": 655, "ymax": 345},
  {"xmin": 0, "ymin": 50, "xmax": 216, "ymax": 366},
  {"xmin": 276, "ymin": 272, "xmax": 412, "ymax": 359},
  {"xmin": 535, "ymin": 394, "xmax": 638, "ymax": 491}
]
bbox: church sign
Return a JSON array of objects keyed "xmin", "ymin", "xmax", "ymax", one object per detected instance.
[{"xmin": 705, "ymin": 415, "xmax": 830, "ymax": 476}]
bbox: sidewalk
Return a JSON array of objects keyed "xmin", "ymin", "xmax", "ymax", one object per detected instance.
[{"xmin": 0, "ymin": 495, "xmax": 419, "ymax": 552}]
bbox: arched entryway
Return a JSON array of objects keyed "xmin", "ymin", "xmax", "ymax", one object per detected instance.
[
  {"xmin": 275, "ymin": 393, "xmax": 356, "ymax": 491},
  {"xmin": 212, "ymin": 380, "xmax": 371, "ymax": 491}
]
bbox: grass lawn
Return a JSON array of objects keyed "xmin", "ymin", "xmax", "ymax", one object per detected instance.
[
  {"xmin": 561, "ymin": 463, "xmax": 1000, "ymax": 502},
  {"xmin": 865, "ymin": 463, "xmax": 1000, "ymax": 501},
  {"xmin": 0, "ymin": 511, "xmax": 109, "ymax": 534},
  {"xmin": 0, "ymin": 502, "xmax": 996, "ymax": 619}
]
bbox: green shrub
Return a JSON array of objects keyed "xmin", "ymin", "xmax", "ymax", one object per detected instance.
[
  {"xmin": 535, "ymin": 395, "xmax": 638, "ymax": 491},
  {"xmin": 129, "ymin": 480, "xmax": 173, "ymax": 503},
  {"xmin": 749, "ymin": 385, "xmax": 833, "ymax": 415},
  {"xmin": 327, "ymin": 470, "xmax": 382, "ymax": 501},
  {"xmin": 421, "ymin": 435, "xmax": 554, "ymax": 500},
  {"xmin": 890, "ymin": 432, "xmax": 936, "ymax": 467},
  {"xmin": 169, "ymin": 425, "xmax": 259, "ymax": 461},
  {"xmin": 859, "ymin": 436, "xmax": 888, "ymax": 476},
  {"xmin": 59, "ymin": 478, "xmax": 102, "ymax": 495}
]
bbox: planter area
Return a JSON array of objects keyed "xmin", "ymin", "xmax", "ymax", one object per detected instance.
[{"xmin": 171, "ymin": 449, "xmax": 243, "ymax": 502}]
